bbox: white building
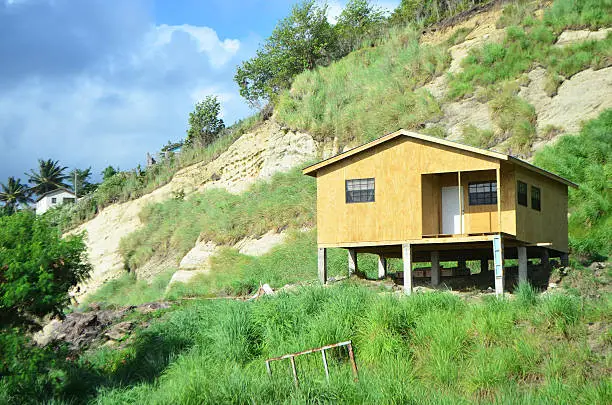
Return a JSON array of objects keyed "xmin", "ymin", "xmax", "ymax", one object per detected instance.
[{"xmin": 35, "ymin": 188, "xmax": 77, "ymax": 215}]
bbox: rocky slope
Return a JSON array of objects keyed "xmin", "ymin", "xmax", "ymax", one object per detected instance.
[{"xmin": 74, "ymin": 121, "xmax": 316, "ymax": 297}]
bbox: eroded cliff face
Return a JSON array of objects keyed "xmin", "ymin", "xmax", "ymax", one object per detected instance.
[{"xmin": 74, "ymin": 120, "xmax": 317, "ymax": 297}]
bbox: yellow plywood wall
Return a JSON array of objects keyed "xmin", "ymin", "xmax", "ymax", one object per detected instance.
[
  {"xmin": 316, "ymin": 137, "xmax": 502, "ymax": 245},
  {"xmin": 515, "ymin": 166, "xmax": 569, "ymax": 252}
]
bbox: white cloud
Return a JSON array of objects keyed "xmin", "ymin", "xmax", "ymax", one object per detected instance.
[{"xmin": 154, "ymin": 24, "xmax": 241, "ymax": 68}]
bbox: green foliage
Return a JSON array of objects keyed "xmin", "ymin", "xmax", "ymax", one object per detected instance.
[
  {"xmin": 390, "ymin": 0, "xmax": 488, "ymax": 26},
  {"xmin": 544, "ymin": 0, "xmax": 612, "ymax": 31},
  {"xmin": 335, "ymin": 0, "xmax": 386, "ymax": 56},
  {"xmin": 69, "ymin": 167, "xmax": 97, "ymax": 197},
  {"xmin": 26, "ymin": 158, "xmax": 70, "ymax": 196},
  {"xmin": 533, "ymin": 109, "xmax": 612, "ymax": 260},
  {"xmin": 461, "ymin": 124, "xmax": 496, "ymax": 149},
  {"xmin": 0, "ymin": 212, "xmax": 91, "ymax": 327},
  {"xmin": 235, "ymin": 0, "xmax": 335, "ymax": 106},
  {"xmin": 101, "ymin": 166, "xmax": 118, "ymax": 182},
  {"xmin": 186, "ymin": 95, "xmax": 225, "ymax": 147},
  {"xmin": 0, "ymin": 330, "xmax": 71, "ymax": 404},
  {"xmin": 0, "ymin": 176, "xmax": 32, "ymax": 213},
  {"xmin": 119, "ymin": 167, "xmax": 317, "ymax": 271},
  {"xmin": 276, "ymin": 26, "xmax": 448, "ymax": 146}
]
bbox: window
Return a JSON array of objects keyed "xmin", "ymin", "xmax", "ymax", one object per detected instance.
[
  {"xmin": 517, "ymin": 181, "xmax": 528, "ymax": 206},
  {"xmin": 51, "ymin": 197, "xmax": 57, "ymax": 204},
  {"xmin": 531, "ymin": 186, "xmax": 541, "ymax": 211},
  {"xmin": 346, "ymin": 178, "xmax": 375, "ymax": 203},
  {"xmin": 63, "ymin": 197, "xmax": 75, "ymax": 204},
  {"xmin": 468, "ymin": 181, "xmax": 497, "ymax": 205}
]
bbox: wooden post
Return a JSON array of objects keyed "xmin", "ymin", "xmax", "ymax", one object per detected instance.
[
  {"xmin": 402, "ymin": 243, "xmax": 412, "ymax": 295},
  {"xmin": 321, "ymin": 349, "xmax": 329, "ymax": 381},
  {"xmin": 348, "ymin": 249, "xmax": 357, "ymax": 277},
  {"xmin": 493, "ymin": 235, "xmax": 504, "ymax": 296},
  {"xmin": 518, "ymin": 246, "xmax": 528, "ymax": 284},
  {"xmin": 290, "ymin": 355, "xmax": 299, "ymax": 387},
  {"xmin": 318, "ymin": 248, "xmax": 327, "ymax": 285},
  {"xmin": 377, "ymin": 255, "xmax": 387, "ymax": 279},
  {"xmin": 431, "ymin": 251, "xmax": 440, "ymax": 286}
]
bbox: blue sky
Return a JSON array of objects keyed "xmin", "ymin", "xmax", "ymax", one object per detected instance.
[{"xmin": 0, "ymin": 0, "xmax": 399, "ymax": 183}]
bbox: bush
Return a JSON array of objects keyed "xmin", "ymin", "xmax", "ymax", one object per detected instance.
[{"xmin": 533, "ymin": 109, "xmax": 612, "ymax": 260}]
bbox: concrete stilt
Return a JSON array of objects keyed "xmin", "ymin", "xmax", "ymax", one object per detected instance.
[
  {"xmin": 492, "ymin": 235, "xmax": 505, "ymax": 297},
  {"xmin": 402, "ymin": 244, "xmax": 412, "ymax": 295},
  {"xmin": 431, "ymin": 251, "xmax": 440, "ymax": 287},
  {"xmin": 318, "ymin": 248, "xmax": 327, "ymax": 285},
  {"xmin": 377, "ymin": 255, "xmax": 387, "ymax": 279},
  {"xmin": 481, "ymin": 258, "xmax": 489, "ymax": 272},
  {"xmin": 560, "ymin": 253, "xmax": 569, "ymax": 267},
  {"xmin": 348, "ymin": 249, "xmax": 357, "ymax": 277},
  {"xmin": 518, "ymin": 246, "xmax": 528, "ymax": 284}
]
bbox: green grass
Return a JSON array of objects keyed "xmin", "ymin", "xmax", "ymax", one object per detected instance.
[
  {"xmin": 39, "ymin": 283, "xmax": 610, "ymax": 404},
  {"xmin": 533, "ymin": 109, "xmax": 612, "ymax": 261},
  {"xmin": 276, "ymin": 26, "xmax": 449, "ymax": 148},
  {"xmin": 119, "ymin": 167, "xmax": 317, "ymax": 271}
]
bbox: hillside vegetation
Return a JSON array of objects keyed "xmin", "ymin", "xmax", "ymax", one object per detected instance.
[{"xmin": 276, "ymin": 0, "xmax": 612, "ymax": 155}]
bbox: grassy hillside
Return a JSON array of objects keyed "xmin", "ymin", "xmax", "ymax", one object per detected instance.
[{"xmin": 276, "ymin": 0, "xmax": 612, "ymax": 155}]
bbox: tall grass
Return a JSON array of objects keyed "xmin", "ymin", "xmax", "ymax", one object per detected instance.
[
  {"xmin": 54, "ymin": 284, "xmax": 610, "ymax": 404},
  {"xmin": 533, "ymin": 109, "xmax": 612, "ymax": 261},
  {"xmin": 276, "ymin": 26, "xmax": 449, "ymax": 147},
  {"xmin": 119, "ymin": 167, "xmax": 317, "ymax": 270}
]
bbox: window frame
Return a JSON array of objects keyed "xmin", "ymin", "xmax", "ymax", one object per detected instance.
[
  {"xmin": 468, "ymin": 181, "xmax": 498, "ymax": 206},
  {"xmin": 531, "ymin": 186, "xmax": 541, "ymax": 211},
  {"xmin": 345, "ymin": 178, "xmax": 375, "ymax": 204},
  {"xmin": 51, "ymin": 197, "xmax": 57, "ymax": 204},
  {"xmin": 517, "ymin": 181, "xmax": 528, "ymax": 206}
]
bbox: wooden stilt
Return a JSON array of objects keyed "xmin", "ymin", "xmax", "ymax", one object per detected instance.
[{"xmin": 318, "ymin": 248, "xmax": 327, "ymax": 285}]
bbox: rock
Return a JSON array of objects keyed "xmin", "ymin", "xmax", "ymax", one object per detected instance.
[
  {"xmin": 135, "ymin": 302, "xmax": 171, "ymax": 314},
  {"xmin": 179, "ymin": 240, "xmax": 218, "ymax": 271},
  {"xmin": 589, "ymin": 262, "xmax": 605, "ymax": 271},
  {"xmin": 440, "ymin": 96, "xmax": 495, "ymax": 140},
  {"xmin": 519, "ymin": 67, "xmax": 612, "ymax": 136},
  {"xmin": 234, "ymin": 230, "xmax": 288, "ymax": 256},
  {"xmin": 555, "ymin": 28, "xmax": 612, "ymax": 47},
  {"xmin": 548, "ymin": 282, "xmax": 558, "ymax": 289},
  {"xmin": 105, "ymin": 321, "xmax": 134, "ymax": 341}
]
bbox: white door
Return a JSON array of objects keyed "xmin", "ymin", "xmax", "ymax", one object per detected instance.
[{"xmin": 441, "ymin": 186, "xmax": 462, "ymax": 234}]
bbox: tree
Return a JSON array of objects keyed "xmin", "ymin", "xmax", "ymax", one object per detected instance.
[
  {"xmin": 0, "ymin": 211, "xmax": 91, "ymax": 327},
  {"xmin": 0, "ymin": 177, "xmax": 32, "ymax": 213},
  {"xmin": 186, "ymin": 95, "xmax": 225, "ymax": 146},
  {"xmin": 335, "ymin": 0, "xmax": 386, "ymax": 56},
  {"xmin": 69, "ymin": 167, "xmax": 97, "ymax": 197},
  {"xmin": 26, "ymin": 159, "xmax": 70, "ymax": 196},
  {"xmin": 101, "ymin": 165, "xmax": 118, "ymax": 182},
  {"xmin": 235, "ymin": 0, "xmax": 336, "ymax": 106}
]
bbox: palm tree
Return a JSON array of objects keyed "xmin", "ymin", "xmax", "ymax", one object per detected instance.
[
  {"xmin": 0, "ymin": 177, "xmax": 32, "ymax": 212},
  {"xmin": 26, "ymin": 159, "xmax": 70, "ymax": 196}
]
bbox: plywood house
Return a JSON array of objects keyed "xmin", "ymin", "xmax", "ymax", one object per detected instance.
[{"xmin": 303, "ymin": 130, "xmax": 577, "ymax": 295}]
